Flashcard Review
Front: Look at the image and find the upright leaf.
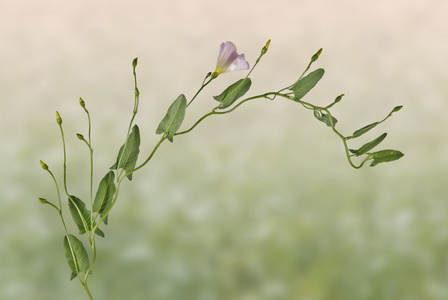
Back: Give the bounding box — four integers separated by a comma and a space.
290, 68, 325, 101
68, 195, 104, 236
68, 195, 91, 235
63, 234, 90, 280
92, 171, 116, 222
213, 78, 252, 109
110, 125, 140, 180
156, 94, 187, 142
349, 133, 387, 156
369, 149, 404, 166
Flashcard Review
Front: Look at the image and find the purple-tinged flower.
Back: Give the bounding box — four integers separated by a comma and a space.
212, 42, 250, 78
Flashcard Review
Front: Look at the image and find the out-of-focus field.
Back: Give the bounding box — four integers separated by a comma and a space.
1, 0, 447, 299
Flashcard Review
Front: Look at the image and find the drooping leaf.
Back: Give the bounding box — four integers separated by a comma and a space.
349, 133, 387, 156
313, 110, 338, 127
63, 234, 90, 280
290, 68, 325, 101
369, 149, 404, 166
68, 195, 91, 235
92, 171, 116, 222
349, 122, 379, 139
213, 78, 252, 109
110, 125, 140, 180
156, 94, 186, 142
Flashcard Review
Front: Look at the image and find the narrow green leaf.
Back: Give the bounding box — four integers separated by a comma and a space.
68, 195, 91, 235
350, 122, 379, 139
290, 68, 325, 101
156, 94, 187, 142
63, 234, 90, 280
110, 125, 141, 180
349, 133, 387, 156
369, 149, 404, 166
313, 110, 338, 127
213, 78, 252, 109
92, 171, 116, 220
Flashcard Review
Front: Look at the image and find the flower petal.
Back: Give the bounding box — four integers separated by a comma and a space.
217, 42, 238, 65
225, 54, 250, 73
214, 41, 249, 76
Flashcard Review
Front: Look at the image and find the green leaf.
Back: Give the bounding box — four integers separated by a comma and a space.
369, 149, 404, 167
63, 234, 90, 280
68, 195, 91, 235
156, 94, 187, 142
213, 78, 252, 109
68, 195, 104, 237
92, 171, 116, 222
313, 110, 338, 127
110, 125, 141, 180
349, 133, 387, 156
290, 68, 325, 101
350, 122, 379, 139
95, 227, 105, 237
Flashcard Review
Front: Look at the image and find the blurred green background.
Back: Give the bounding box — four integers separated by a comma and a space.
1, 0, 447, 299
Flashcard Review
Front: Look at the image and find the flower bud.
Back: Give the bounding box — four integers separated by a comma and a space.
132, 57, 138, 68
334, 94, 344, 103
39, 197, 48, 204
56, 111, 62, 125
76, 133, 84, 140
79, 97, 85, 108
261, 39, 271, 55
40, 160, 49, 170
311, 48, 323, 62
311, 48, 322, 62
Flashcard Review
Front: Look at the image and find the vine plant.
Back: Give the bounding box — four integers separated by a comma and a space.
38, 40, 404, 299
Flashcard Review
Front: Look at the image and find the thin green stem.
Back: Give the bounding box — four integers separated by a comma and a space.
187, 73, 213, 107
43, 167, 83, 294
128, 134, 166, 178
58, 124, 70, 197
117, 59, 141, 181
58, 123, 93, 243
267, 93, 363, 168
82, 281, 94, 300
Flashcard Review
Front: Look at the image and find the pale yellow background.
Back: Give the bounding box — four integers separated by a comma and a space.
1, 0, 447, 299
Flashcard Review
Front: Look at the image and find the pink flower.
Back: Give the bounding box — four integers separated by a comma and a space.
212, 42, 250, 78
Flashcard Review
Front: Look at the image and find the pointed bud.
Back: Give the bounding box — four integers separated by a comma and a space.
392, 105, 403, 113
39, 197, 48, 204
132, 57, 138, 68
311, 48, 323, 62
56, 111, 62, 125
79, 97, 85, 108
40, 160, 49, 170
334, 94, 344, 103
76, 133, 84, 140
261, 39, 271, 55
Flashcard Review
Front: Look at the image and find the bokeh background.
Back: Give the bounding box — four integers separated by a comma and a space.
1, 0, 447, 299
